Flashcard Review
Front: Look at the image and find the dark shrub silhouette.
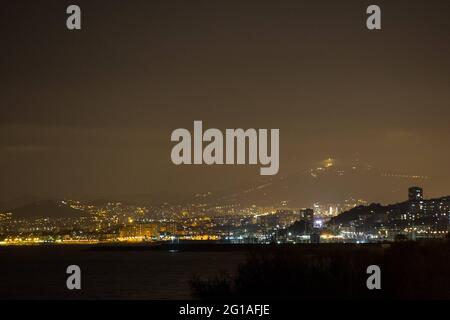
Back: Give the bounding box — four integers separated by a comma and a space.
191, 242, 450, 299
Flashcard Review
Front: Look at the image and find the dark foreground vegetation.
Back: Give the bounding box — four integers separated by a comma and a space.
190, 240, 450, 300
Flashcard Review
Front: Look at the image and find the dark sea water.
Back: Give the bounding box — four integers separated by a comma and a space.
0, 246, 246, 299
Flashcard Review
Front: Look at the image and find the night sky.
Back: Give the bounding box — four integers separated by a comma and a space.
1, 0, 449, 204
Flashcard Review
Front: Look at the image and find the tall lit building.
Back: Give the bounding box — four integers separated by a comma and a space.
408, 187, 423, 201
299, 208, 314, 235
408, 187, 425, 219
300, 208, 314, 222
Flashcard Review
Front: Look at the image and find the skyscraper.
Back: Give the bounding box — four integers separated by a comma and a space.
408, 187, 423, 202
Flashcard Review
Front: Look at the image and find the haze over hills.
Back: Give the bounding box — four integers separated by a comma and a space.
5, 200, 86, 219
0, 158, 441, 213
76, 157, 437, 208
0, 195, 43, 213
170, 157, 436, 207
